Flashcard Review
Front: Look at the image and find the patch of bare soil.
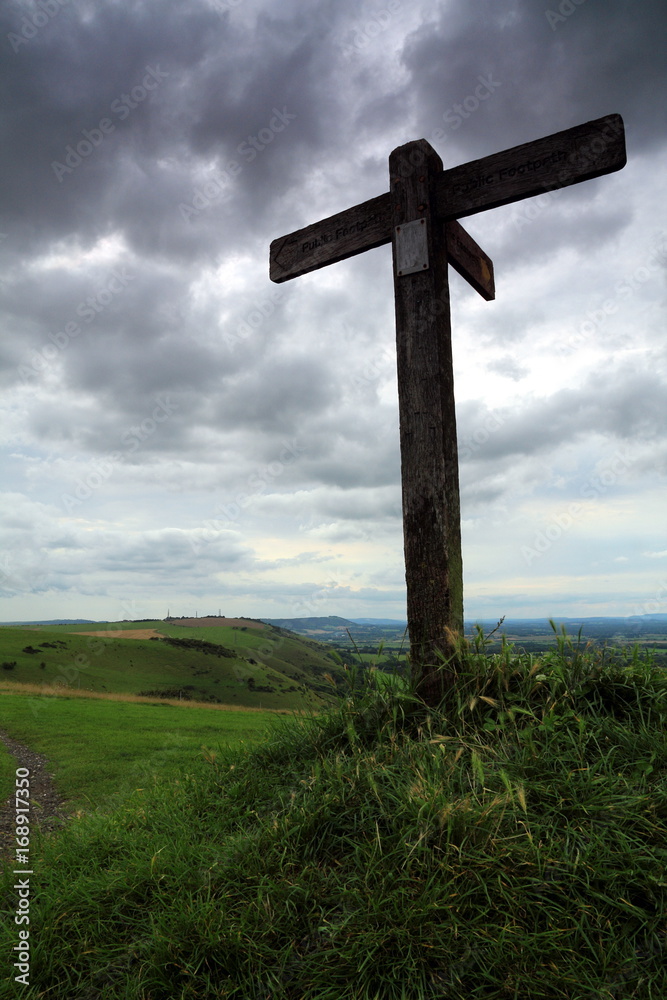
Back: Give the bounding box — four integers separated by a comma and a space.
0, 731, 70, 861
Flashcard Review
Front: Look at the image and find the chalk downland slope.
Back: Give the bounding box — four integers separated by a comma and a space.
0, 619, 343, 711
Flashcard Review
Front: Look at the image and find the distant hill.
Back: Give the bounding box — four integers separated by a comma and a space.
260, 617, 409, 645
350, 618, 408, 626
0, 619, 100, 626
0, 620, 345, 710
257, 615, 667, 665
261, 616, 356, 631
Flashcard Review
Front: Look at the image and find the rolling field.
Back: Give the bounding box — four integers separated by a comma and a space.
0, 618, 340, 844
0, 619, 338, 843
0, 687, 281, 817
0, 619, 342, 711
1, 637, 666, 998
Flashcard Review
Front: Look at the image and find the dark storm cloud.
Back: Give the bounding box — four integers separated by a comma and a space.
0, 0, 390, 477
0, 0, 363, 264
1, 1, 206, 250
401, 0, 667, 159
211, 354, 337, 434
377, 1, 667, 299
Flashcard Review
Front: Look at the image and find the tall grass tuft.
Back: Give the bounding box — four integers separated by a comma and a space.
2, 630, 666, 998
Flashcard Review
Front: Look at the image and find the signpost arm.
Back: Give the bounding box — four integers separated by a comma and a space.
389, 139, 463, 706
269, 115, 626, 709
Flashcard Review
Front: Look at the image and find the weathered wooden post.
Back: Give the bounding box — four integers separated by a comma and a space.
270, 114, 626, 706
389, 139, 463, 702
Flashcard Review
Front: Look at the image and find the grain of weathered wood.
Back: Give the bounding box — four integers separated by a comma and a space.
269, 192, 391, 282
446, 220, 495, 301
390, 139, 463, 703
436, 113, 626, 220
270, 195, 494, 296
270, 115, 625, 283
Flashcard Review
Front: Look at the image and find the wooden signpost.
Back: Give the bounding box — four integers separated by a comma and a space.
270, 114, 626, 706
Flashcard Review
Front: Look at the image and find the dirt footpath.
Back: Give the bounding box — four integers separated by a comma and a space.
0, 731, 70, 861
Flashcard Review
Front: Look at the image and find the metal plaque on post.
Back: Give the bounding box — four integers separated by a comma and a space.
395, 217, 429, 276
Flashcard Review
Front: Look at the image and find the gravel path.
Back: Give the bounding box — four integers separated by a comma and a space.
0, 730, 71, 860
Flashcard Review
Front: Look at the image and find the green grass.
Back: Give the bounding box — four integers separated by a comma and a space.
0, 622, 339, 711
0, 690, 276, 816
1, 627, 666, 998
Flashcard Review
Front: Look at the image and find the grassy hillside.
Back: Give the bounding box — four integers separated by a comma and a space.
2, 631, 666, 998
0, 620, 342, 711
0, 689, 278, 817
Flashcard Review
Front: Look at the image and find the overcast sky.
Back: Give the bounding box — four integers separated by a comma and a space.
1, 0, 666, 624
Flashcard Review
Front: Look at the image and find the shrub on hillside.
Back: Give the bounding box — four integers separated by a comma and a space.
138, 686, 195, 700
153, 636, 236, 657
